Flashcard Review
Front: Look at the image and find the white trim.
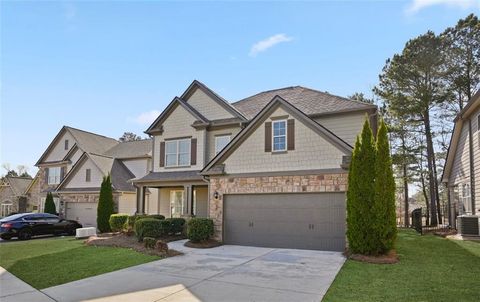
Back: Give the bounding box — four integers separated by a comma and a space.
272, 119, 287, 152
48, 167, 62, 185
215, 135, 231, 155
165, 139, 191, 167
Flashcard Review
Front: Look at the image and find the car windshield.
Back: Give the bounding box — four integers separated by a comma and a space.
0, 213, 27, 222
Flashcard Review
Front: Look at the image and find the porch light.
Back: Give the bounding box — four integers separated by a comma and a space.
213, 191, 220, 200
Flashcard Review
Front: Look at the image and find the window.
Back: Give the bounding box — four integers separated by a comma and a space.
165, 139, 191, 167
1, 203, 12, 217
170, 190, 184, 218
272, 120, 287, 152
85, 169, 91, 182
48, 167, 61, 185
215, 135, 231, 155
461, 183, 472, 214
64, 139, 69, 150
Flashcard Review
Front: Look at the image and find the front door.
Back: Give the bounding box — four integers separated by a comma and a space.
170, 190, 184, 217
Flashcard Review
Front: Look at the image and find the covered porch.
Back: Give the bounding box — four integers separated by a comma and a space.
132, 171, 209, 218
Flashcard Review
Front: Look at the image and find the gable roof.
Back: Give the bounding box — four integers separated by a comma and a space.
181, 80, 247, 121
201, 95, 353, 175
36, 126, 118, 165
232, 86, 376, 119
104, 139, 152, 159
442, 90, 480, 183
145, 97, 210, 134
3, 176, 33, 196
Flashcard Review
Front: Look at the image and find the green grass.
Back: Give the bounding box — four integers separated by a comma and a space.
0, 236, 158, 289
323, 229, 480, 302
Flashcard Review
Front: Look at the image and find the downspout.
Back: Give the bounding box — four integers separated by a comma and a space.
202, 175, 210, 218
468, 119, 476, 215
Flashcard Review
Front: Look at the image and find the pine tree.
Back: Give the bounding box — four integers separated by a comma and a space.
347, 117, 376, 255
97, 174, 114, 232
373, 120, 397, 253
44, 192, 56, 215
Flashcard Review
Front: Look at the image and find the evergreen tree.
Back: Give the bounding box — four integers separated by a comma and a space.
97, 174, 114, 232
44, 192, 56, 214
347, 117, 376, 255
373, 120, 397, 253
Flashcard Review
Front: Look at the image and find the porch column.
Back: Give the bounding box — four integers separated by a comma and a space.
184, 185, 192, 216
136, 186, 146, 214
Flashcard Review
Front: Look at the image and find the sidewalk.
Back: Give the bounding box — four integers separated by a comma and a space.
0, 267, 54, 302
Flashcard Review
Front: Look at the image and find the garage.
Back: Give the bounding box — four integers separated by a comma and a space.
223, 193, 346, 251
65, 202, 98, 228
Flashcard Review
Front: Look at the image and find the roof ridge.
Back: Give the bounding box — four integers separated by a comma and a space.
298, 86, 376, 107
117, 138, 152, 144
65, 126, 118, 141
232, 86, 301, 104
88, 152, 114, 159
5, 176, 33, 180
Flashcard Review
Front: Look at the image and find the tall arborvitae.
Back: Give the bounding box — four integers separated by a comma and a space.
374, 119, 397, 253
97, 174, 114, 232
347, 117, 376, 255
44, 192, 56, 215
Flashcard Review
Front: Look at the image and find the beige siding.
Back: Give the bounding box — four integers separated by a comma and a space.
64, 158, 104, 188
206, 126, 242, 162
449, 121, 471, 187
185, 88, 234, 120
153, 105, 206, 172
195, 186, 208, 217
314, 111, 366, 146
44, 131, 75, 162
122, 159, 149, 178
223, 107, 346, 174
67, 149, 83, 172
146, 188, 159, 214
472, 106, 480, 214
118, 193, 136, 215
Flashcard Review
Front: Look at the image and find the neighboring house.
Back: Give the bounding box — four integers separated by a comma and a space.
133, 80, 377, 251
442, 90, 480, 234
0, 176, 33, 217
34, 127, 156, 227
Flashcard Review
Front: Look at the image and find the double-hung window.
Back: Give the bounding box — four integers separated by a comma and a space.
215, 135, 231, 155
48, 167, 61, 185
462, 183, 472, 214
165, 139, 191, 167
272, 120, 287, 152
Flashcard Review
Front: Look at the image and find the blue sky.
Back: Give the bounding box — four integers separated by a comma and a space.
1, 0, 479, 175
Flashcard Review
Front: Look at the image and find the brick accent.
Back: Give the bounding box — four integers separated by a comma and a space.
209, 173, 348, 240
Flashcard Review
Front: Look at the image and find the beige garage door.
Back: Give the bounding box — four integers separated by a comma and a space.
66, 202, 98, 228
224, 193, 346, 251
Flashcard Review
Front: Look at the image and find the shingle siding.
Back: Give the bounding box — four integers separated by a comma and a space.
44, 132, 75, 162
206, 126, 242, 162
185, 88, 234, 120
65, 158, 104, 188
314, 111, 366, 146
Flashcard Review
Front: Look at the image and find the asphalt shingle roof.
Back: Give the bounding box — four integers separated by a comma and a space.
232, 86, 375, 119
66, 127, 119, 155
104, 139, 152, 159
5, 177, 33, 196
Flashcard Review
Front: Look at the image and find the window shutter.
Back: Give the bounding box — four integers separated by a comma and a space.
287, 119, 295, 150
45, 168, 49, 184
191, 138, 197, 165
160, 142, 165, 167
265, 122, 272, 152
60, 167, 66, 181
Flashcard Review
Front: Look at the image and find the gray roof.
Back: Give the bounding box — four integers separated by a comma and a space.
88, 154, 136, 192
104, 139, 152, 159
5, 177, 33, 196
232, 86, 376, 119
66, 127, 119, 155
134, 171, 203, 183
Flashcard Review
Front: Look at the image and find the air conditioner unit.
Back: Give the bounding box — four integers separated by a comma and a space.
76, 227, 97, 239
457, 215, 479, 236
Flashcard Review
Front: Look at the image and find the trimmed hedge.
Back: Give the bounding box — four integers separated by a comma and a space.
109, 214, 128, 232
167, 218, 186, 235
134, 218, 163, 241
149, 214, 165, 220
126, 214, 164, 231
187, 218, 214, 242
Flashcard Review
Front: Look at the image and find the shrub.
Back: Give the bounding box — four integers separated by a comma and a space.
97, 175, 114, 233
44, 192, 56, 215
126, 214, 148, 231
134, 218, 174, 241
187, 218, 214, 242
143, 237, 156, 249
109, 214, 128, 232
166, 218, 186, 235
148, 214, 165, 220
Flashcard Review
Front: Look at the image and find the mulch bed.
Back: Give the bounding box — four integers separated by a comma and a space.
432, 229, 458, 237
184, 239, 222, 249
84, 233, 183, 257
346, 249, 399, 264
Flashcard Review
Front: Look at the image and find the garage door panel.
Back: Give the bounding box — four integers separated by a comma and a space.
66, 202, 98, 228
224, 193, 345, 251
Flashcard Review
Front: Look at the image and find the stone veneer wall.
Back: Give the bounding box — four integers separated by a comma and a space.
209, 173, 348, 240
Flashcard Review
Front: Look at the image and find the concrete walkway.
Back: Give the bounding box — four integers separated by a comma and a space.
42, 240, 345, 302
0, 267, 54, 302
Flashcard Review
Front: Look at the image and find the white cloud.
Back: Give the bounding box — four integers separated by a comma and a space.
405, 0, 480, 15
63, 2, 77, 20
249, 34, 293, 57
128, 110, 161, 125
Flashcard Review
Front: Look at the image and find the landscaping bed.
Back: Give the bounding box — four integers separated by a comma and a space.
184, 239, 222, 249
323, 229, 480, 302
85, 233, 183, 257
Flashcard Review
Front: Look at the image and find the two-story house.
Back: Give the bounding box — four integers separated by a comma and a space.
32, 126, 157, 227
133, 80, 377, 251
442, 90, 480, 236
0, 176, 33, 217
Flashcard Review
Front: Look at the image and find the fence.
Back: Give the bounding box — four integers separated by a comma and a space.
410, 207, 453, 235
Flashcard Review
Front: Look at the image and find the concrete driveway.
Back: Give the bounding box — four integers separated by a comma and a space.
42, 240, 345, 302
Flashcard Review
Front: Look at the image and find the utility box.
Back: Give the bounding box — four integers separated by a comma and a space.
457, 216, 479, 236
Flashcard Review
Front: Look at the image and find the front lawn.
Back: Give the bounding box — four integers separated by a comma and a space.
323, 229, 480, 301
0, 236, 159, 289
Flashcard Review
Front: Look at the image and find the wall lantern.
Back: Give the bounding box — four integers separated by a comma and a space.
213, 191, 220, 200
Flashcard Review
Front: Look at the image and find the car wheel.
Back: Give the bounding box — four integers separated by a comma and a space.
18, 229, 32, 240
67, 228, 76, 236
1, 235, 12, 240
